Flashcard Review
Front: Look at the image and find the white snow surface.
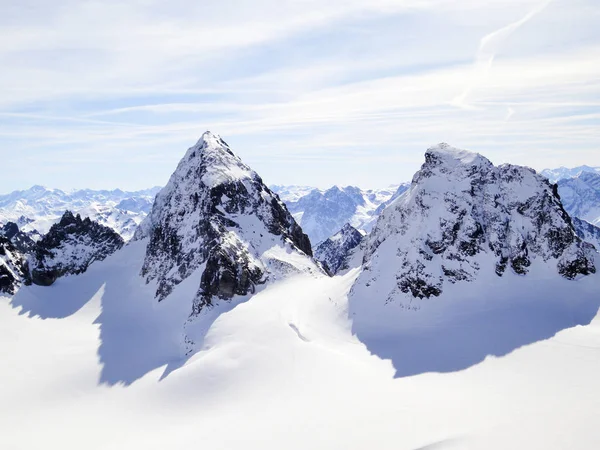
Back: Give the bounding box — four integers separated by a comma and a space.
2, 239, 600, 449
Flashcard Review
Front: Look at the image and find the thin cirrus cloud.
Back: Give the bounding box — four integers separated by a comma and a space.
0, 0, 599, 192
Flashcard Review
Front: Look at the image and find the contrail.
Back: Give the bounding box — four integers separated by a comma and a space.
452, 0, 552, 109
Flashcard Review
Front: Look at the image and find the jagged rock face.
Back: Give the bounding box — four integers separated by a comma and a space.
0, 237, 29, 295
557, 172, 600, 227
314, 223, 364, 274
278, 184, 401, 246
573, 217, 600, 252
136, 132, 315, 312
358, 144, 596, 302
0, 222, 36, 254
30, 211, 124, 286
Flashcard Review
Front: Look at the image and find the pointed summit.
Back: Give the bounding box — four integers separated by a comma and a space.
314, 223, 364, 274
137, 133, 317, 313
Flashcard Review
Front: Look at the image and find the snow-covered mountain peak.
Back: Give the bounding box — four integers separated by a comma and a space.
138, 133, 318, 314
314, 223, 365, 274
419, 143, 492, 179
360, 144, 596, 302
30, 211, 124, 286
181, 130, 254, 188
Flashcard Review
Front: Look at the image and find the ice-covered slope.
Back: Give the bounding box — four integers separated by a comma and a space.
557, 171, 600, 226
275, 184, 404, 245
541, 165, 600, 183
0, 185, 159, 240
136, 131, 318, 314
314, 223, 364, 274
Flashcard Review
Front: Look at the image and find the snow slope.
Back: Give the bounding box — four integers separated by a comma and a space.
2, 255, 600, 449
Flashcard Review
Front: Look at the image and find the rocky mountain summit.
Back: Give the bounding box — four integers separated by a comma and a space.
136, 131, 318, 314
314, 223, 364, 274
353, 143, 596, 303
30, 211, 124, 286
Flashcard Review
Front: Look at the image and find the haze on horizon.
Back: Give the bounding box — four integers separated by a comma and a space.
1, 0, 599, 193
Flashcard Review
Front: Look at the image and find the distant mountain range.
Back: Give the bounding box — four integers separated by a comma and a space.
271, 183, 409, 245
540, 165, 600, 183
1, 162, 599, 250
0, 186, 160, 241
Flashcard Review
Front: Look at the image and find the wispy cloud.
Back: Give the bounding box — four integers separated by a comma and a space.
0, 0, 598, 191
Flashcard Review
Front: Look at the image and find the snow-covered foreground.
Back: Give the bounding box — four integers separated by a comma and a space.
2, 244, 600, 449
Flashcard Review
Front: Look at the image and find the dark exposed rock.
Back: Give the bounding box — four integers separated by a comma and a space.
136, 131, 317, 313
0, 222, 36, 254
0, 236, 30, 295
314, 223, 364, 274
362, 143, 596, 301
29, 210, 124, 286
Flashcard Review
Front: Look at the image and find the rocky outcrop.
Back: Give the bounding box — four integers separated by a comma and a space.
30, 211, 124, 286
0, 222, 36, 254
573, 217, 600, 252
356, 143, 596, 303
0, 236, 29, 295
314, 223, 364, 274
136, 131, 318, 314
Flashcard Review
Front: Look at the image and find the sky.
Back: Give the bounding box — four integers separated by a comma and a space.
1, 0, 599, 193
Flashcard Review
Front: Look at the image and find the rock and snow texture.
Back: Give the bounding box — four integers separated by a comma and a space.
352, 143, 596, 305
136, 131, 318, 313
273, 184, 405, 245
0, 236, 29, 294
314, 223, 364, 274
573, 217, 600, 252
0, 222, 36, 254
30, 211, 124, 286
541, 165, 600, 183
556, 171, 600, 227
0, 185, 159, 240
